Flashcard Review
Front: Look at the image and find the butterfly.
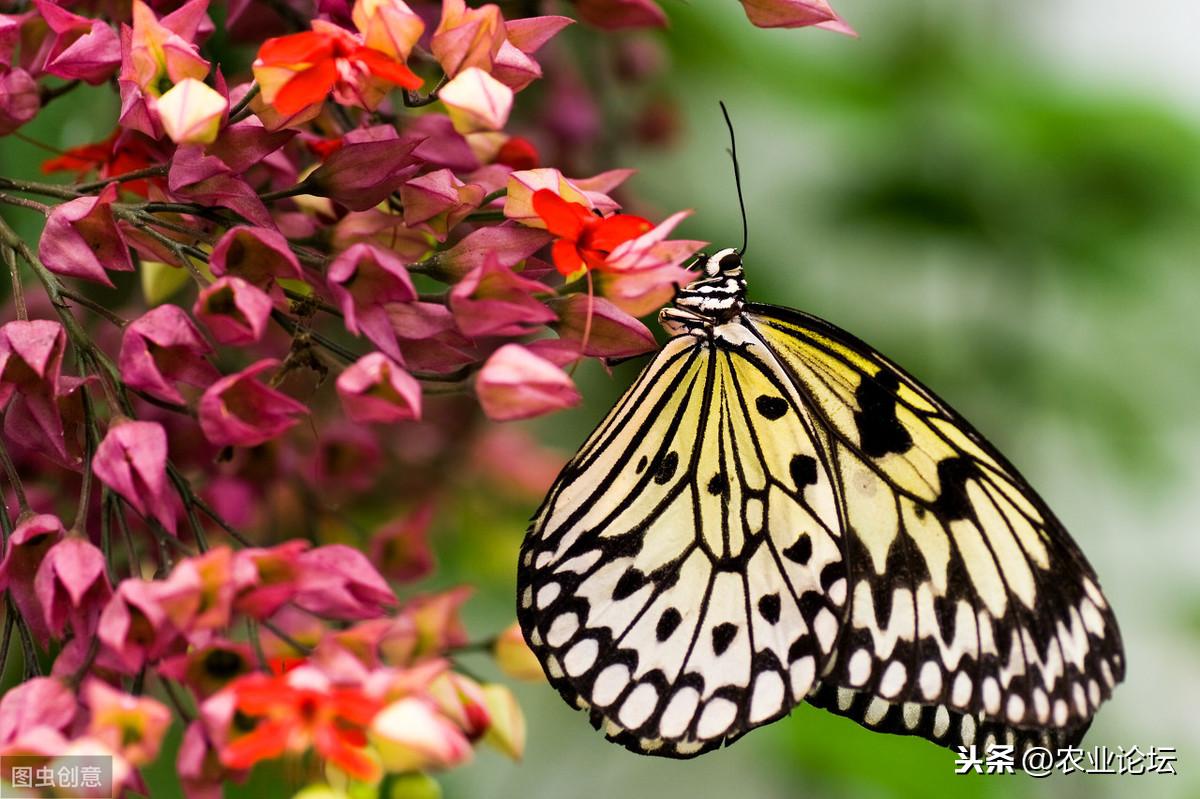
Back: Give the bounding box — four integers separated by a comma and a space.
516, 245, 1124, 759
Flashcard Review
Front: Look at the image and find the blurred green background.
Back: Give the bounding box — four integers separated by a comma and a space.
3, 1, 1198, 797
444, 3, 1200, 799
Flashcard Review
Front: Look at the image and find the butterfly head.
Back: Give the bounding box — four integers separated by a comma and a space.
660, 247, 748, 333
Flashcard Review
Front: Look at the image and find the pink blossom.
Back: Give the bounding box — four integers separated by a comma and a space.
476, 344, 581, 421
118, 0, 212, 137
336, 352, 423, 424
353, 0, 426, 62
158, 640, 254, 699
399, 587, 472, 658
155, 547, 236, 634
193, 277, 273, 346
449, 258, 556, 339
408, 113, 481, 171
440, 67, 514, 133
198, 359, 307, 447
369, 501, 435, 582
0, 68, 39, 135
503, 167, 628, 226
427, 671, 491, 739
38, 184, 133, 286
0, 677, 77, 743
401, 169, 485, 241
0, 319, 66, 428
209, 225, 302, 289
85, 678, 172, 766
548, 294, 657, 358
206, 120, 296, 175
93, 419, 177, 534
436, 224, 552, 281
386, 302, 476, 374
431, 0, 506, 77
33, 0, 121, 84
739, 0, 856, 34
118, 305, 218, 405
3, 374, 94, 469
98, 578, 174, 674
232, 540, 308, 620
575, 0, 667, 31
0, 514, 66, 645
491, 15, 574, 92
307, 135, 423, 211
481, 683, 525, 759
307, 422, 383, 495
327, 243, 416, 361
35, 534, 113, 640
168, 146, 274, 229
294, 544, 397, 620
157, 77, 228, 144
370, 697, 472, 772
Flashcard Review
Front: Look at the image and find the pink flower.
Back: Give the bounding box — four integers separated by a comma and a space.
0, 68, 40, 135
307, 135, 423, 211
435, 224, 552, 281
98, 579, 173, 674
439, 67, 514, 133
85, 679, 172, 766
155, 547, 236, 634
491, 622, 544, 681
503, 167, 629, 227
33, 0, 121, 84
574, 0, 667, 31
118, 0, 211, 137
370, 697, 472, 772
386, 302, 476, 374
0, 678, 77, 743
327, 243, 416, 362
449, 258, 556, 339
548, 294, 657, 358
431, 0, 506, 77
369, 502, 435, 582
209, 225, 302, 289
232, 540, 308, 620
198, 359, 307, 447
353, 0, 426, 63
157, 77, 228, 144
193, 277, 273, 346
35, 535, 113, 640
336, 353, 422, 424
739, 0, 856, 34
476, 344, 581, 421
491, 16, 574, 92
93, 419, 177, 534
427, 671, 491, 739
401, 169, 485, 241
168, 146, 274, 229
158, 640, 254, 699
294, 544, 397, 620
480, 683, 525, 759
119, 305, 218, 404
0, 514, 66, 646
0, 320, 66, 448
38, 185, 133, 286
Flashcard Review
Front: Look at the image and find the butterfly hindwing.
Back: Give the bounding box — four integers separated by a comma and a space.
744, 304, 1124, 744
518, 328, 846, 757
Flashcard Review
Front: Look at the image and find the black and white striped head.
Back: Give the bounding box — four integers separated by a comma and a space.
662, 247, 748, 331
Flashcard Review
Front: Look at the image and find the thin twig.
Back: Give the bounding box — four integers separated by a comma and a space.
59, 288, 127, 327
70, 384, 96, 534
76, 165, 168, 193
0, 421, 29, 517
261, 618, 313, 656
228, 84, 261, 123
1, 245, 23, 321
0, 192, 52, 214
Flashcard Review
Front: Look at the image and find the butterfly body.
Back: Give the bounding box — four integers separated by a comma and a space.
518, 249, 1123, 759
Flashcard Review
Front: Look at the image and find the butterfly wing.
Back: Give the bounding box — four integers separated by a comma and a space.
743, 302, 1124, 750
518, 327, 847, 757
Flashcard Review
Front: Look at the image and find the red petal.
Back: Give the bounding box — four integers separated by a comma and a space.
588, 214, 652, 252
496, 137, 539, 170
329, 689, 383, 726
551, 239, 585, 276
273, 60, 338, 114
258, 32, 336, 66
221, 719, 292, 769
355, 47, 424, 90
314, 725, 379, 781
533, 189, 589, 240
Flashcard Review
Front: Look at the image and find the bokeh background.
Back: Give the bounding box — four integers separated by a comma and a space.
3, 1, 1198, 797
447, 2, 1200, 798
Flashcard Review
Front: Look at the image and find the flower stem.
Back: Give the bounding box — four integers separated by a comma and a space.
2, 246, 25, 321
0, 424, 30, 518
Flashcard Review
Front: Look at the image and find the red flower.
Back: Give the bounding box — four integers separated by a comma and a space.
222, 672, 383, 781
254, 23, 422, 115
40, 132, 161, 197
531, 189, 651, 276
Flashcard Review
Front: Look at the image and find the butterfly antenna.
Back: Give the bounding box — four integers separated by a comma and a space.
719, 100, 748, 257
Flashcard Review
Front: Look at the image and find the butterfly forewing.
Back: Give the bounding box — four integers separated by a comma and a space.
518, 325, 847, 756
745, 304, 1124, 740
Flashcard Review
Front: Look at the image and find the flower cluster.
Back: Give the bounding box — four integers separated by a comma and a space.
0, 0, 847, 794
